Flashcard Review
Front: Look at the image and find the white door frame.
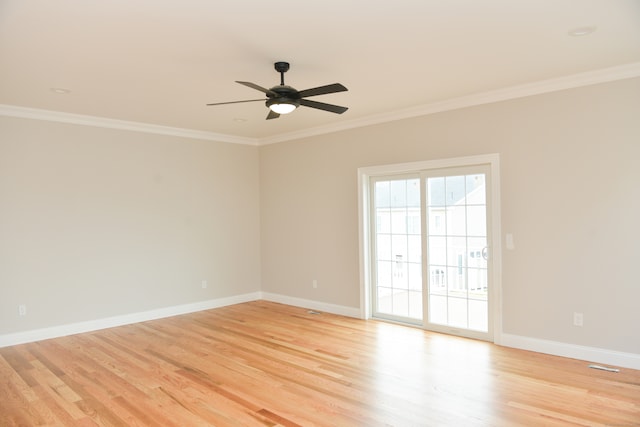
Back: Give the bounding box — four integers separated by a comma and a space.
357, 154, 503, 343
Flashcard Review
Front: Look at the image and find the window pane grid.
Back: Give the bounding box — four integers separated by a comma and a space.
372, 172, 488, 331
373, 178, 421, 320
427, 173, 488, 332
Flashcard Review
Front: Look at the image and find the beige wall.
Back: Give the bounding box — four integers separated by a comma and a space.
0, 118, 261, 334
2, 77, 638, 356
260, 77, 640, 354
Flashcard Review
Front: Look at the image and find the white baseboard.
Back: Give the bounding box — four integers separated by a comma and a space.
499, 333, 640, 371
3, 294, 638, 372
0, 292, 261, 348
260, 292, 361, 318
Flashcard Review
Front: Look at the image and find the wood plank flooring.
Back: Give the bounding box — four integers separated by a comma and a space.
1, 301, 639, 426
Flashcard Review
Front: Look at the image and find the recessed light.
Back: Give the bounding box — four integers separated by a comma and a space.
50, 87, 71, 94
568, 26, 597, 37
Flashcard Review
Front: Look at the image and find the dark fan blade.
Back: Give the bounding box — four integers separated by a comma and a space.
206, 99, 265, 106
236, 81, 277, 97
299, 99, 348, 114
266, 110, 280, 120
298, 83, 348, 98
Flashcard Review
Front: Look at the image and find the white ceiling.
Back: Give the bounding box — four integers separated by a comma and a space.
1, 0, 639, 143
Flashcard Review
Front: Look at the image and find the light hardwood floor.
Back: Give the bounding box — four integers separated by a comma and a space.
1, 301, 639, 426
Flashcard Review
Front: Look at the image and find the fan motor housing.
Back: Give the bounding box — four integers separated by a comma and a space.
269, 85, 299, 99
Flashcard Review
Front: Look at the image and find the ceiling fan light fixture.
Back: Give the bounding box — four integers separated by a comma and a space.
207, 62, 348, 120
266, 98, 299, 115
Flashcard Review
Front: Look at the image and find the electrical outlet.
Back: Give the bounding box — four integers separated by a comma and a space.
312, 279, 318, 289
201, 280, 208, 289
18, 305, 26, 316
573, 312, 583, 327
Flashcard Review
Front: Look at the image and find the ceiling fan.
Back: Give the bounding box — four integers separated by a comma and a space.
206, 61, 348, 120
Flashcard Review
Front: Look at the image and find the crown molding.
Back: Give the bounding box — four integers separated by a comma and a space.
2, 62, 639, 146
259, 61, 640, 145
0, 105, 259, 146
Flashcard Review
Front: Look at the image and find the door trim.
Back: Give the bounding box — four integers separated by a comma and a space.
358, 154, 502, 343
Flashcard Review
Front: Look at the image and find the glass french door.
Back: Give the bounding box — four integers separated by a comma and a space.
371, 165, 492, 340
371, 176, 423, 324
